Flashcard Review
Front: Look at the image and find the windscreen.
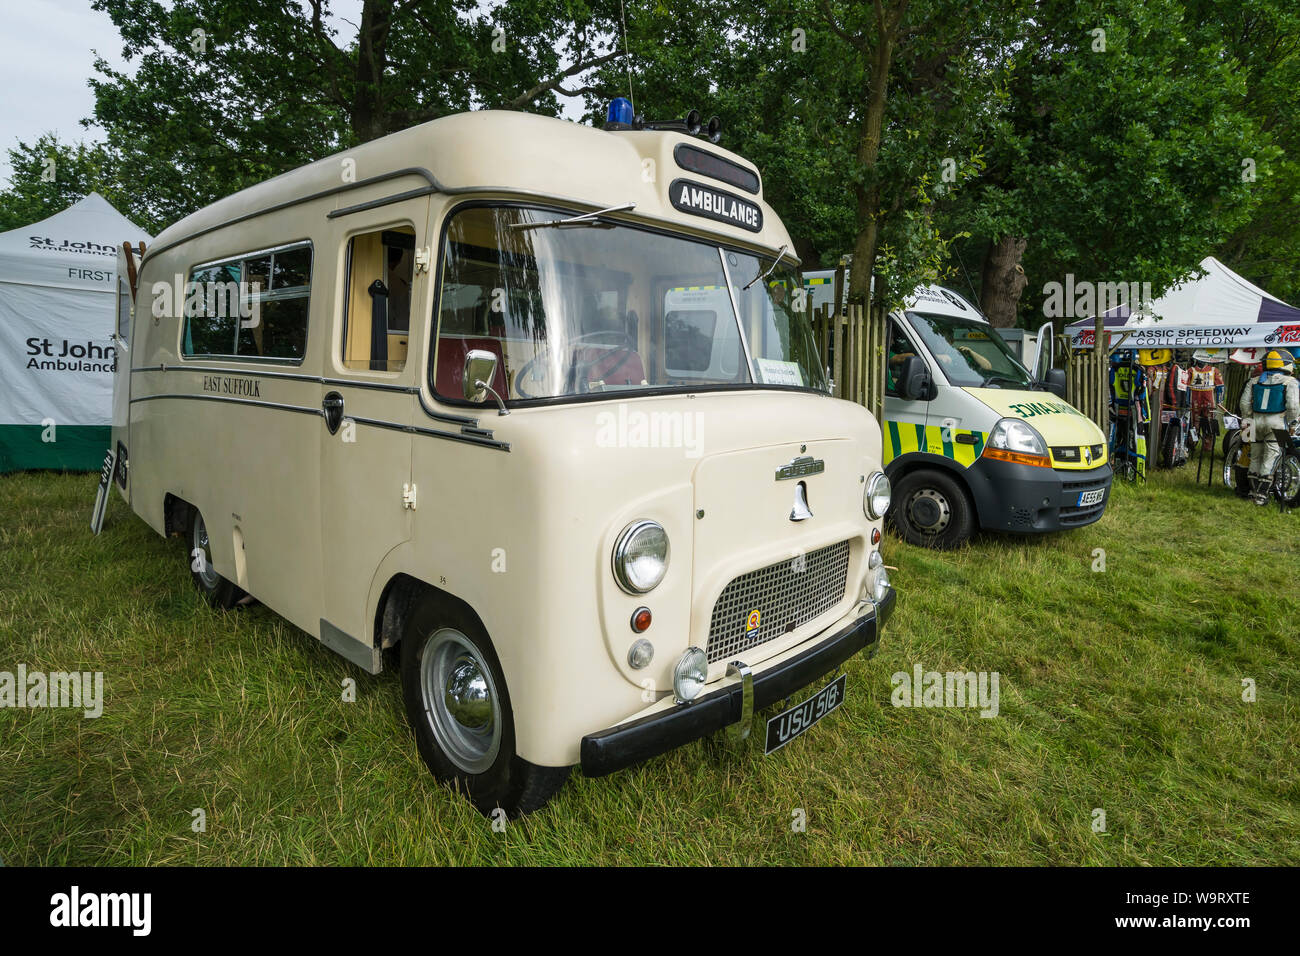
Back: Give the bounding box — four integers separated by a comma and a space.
905, 311, 1033, 388
432, 205, 826, 403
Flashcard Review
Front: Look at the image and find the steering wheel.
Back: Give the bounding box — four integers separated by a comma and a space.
514, 330, 639, 398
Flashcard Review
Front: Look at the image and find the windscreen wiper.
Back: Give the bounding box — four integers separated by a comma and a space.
510, 202, 636, 231
981, 373, 1024, 389
742, 245, 790, 290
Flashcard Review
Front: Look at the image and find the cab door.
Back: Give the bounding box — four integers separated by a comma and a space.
883, 315, 932, 465
317, 205, 427, 670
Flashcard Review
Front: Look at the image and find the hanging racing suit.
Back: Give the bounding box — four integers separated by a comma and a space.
1239, 369, 1300, 489
1110, 358, 1150, 478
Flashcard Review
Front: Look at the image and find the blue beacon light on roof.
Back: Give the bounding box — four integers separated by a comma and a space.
607, 98, 634, 127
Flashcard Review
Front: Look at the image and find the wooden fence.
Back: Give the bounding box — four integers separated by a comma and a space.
1064, 319, 1111, 437
811, 302, 889, 423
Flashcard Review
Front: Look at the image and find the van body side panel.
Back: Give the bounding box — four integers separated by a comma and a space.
314, 199, 427, 652
127, 205, 327, 638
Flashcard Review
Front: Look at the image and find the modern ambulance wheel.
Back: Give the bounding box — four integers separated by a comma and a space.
890, 469, 974, 550
400, 594, 569, 816
187, 508, 245, 610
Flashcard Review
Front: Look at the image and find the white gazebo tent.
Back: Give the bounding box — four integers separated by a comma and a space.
1066, 256, 1300, 353
0, 193, 150, 471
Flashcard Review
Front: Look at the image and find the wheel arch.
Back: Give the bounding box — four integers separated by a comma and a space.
372, 573, 489, 653
885, 452, 978, 506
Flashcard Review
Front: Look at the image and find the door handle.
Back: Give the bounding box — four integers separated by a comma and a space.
323, 391, 344, 435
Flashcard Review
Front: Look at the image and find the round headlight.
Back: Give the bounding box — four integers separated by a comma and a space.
864, 471, 891, 519
612, 520, 669, 594
873, 565, 891, 603
673, 646, 708, 703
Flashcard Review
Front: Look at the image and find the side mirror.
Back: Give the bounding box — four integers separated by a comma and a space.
900, 355, 933, 402
463, 349, 509, 415
1044, 367, 1067, 399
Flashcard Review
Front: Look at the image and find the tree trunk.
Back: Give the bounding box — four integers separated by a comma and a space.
846, 22, 897, 308
980, 235, 1028, 327
351, 0, 393, 142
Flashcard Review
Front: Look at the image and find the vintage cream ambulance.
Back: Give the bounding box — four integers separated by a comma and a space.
111, 106, 896, 815
805, 275, 1112, 548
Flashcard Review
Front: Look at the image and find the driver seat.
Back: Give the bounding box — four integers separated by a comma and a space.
575, 298, 646, 387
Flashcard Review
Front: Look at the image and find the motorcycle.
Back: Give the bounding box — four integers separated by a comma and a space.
1224, 416, 1300, 507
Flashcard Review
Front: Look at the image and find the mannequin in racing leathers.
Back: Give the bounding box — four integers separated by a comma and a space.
1239, 349, 1300, 504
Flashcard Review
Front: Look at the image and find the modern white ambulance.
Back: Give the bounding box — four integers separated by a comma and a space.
109, 105, 897, 815
805, 274, 1112, 548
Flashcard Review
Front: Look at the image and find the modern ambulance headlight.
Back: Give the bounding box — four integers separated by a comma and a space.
612, 520, 670, 594
864, 472, 891, 519
673, 647, 708, 703
987, 418, 1048, 457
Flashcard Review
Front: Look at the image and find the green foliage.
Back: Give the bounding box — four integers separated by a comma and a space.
0, 0, 1294, 318
0, 136, 131, 232
944, 0, 1266, 323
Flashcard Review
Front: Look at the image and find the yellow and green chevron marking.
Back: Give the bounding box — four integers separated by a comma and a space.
884, 420, 986, 467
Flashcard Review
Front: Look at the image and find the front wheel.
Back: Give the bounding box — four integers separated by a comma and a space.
400, 593, 569, 816
889, 468, 975, 550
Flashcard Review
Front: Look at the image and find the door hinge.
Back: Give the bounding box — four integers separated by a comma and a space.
402, 483, 417, 509
414, 247, 431, 274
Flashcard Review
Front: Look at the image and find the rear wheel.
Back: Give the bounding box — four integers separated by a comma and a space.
1273, 453, 1300, 507
889, 468, 975, 550
187, 507, 245, 610
400, 592, 569, 816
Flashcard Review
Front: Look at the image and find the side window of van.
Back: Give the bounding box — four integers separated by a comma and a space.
342, 228, 415, 372
885, 318, 921, 396
181, 243, 311, 362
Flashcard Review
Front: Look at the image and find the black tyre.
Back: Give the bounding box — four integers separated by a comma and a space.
400, 592, 570, 816
187, 507, 245, 610
1274, 453, 1300, 508
889, 468, 975, 550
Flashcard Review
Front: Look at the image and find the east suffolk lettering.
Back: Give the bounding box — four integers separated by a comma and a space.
202, 375, 261, 397
669, 179, 763, 232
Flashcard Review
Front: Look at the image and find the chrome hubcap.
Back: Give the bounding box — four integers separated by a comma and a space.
193, 515, 219, 589
420, 628, 501, 774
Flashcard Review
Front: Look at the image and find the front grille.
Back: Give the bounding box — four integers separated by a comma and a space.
705, 540, 851, 665
1053, 444, 1107, 467
1059, 501, 1106, 525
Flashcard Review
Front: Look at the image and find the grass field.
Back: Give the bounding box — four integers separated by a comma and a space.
1, 466, 1297, 866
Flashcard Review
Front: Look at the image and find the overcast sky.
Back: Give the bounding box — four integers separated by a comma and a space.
0, 0, 587, 187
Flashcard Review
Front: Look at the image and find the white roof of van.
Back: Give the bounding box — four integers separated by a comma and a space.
903, 284, 985, 321
147, 110, 795, 266
801, 271, 985, 321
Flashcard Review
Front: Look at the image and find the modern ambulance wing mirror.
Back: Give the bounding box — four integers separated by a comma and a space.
900, 355, 934, 402
463, 349, 509, 415
1044, 367, 1067, 399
